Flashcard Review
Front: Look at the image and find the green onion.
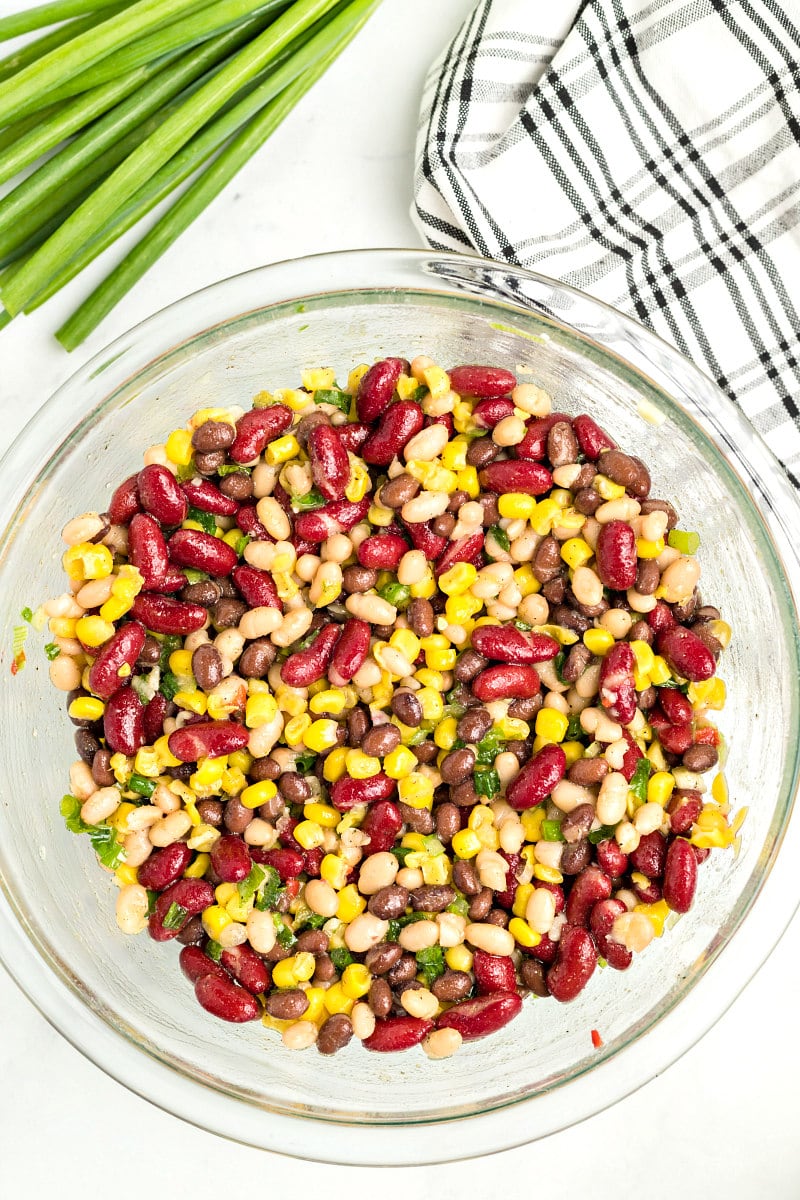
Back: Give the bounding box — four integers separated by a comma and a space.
218, 463, 250, 476
44, 642, 61, 660
487, 524, 510, 554
128, 773, 157, 798
0, 0, 124, 42
378, 582, 411, 610
159, 670, 181, 701
628, 757, 652, 804
292, 488, 326, 510
667, 529, 700, 555
587, 824, 618, 845
205, 939, 224, 961
162, 901, 188, 930
273, 913, 296, 950
474, 767, 500, 799
253, 864, 282, 909
237, 862, 267, 904
186, 505, 217, 534
541, 819, 565, 842
313, 387, 349, 413
415, 945, 445, 988
329, 947, 353, 972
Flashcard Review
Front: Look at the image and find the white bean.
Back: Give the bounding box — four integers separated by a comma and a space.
398, 919, 439, 951
403, 423, 449, 462
596, 772, 629, 825
400, 491, 450, 523
115, 884, 149, 934
256, 496, 290, 540
464, 922, 514, 956
246, 907, 277, 954
344, 913, 389, 952
80, 786, 120, 825
357, 852, 399, 895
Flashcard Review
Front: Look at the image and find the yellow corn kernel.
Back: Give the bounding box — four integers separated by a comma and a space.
302, 367, 336, 391
521, 807, 546, 842
428, 648, 457, 671
370, 679, 394, 709
583, 628, 615, 656
398, 773, 434, 810
512, 882, 535, 919
215, 883, 238, 907
395, 373, 420, 400
433, 717, 458, 751
107, 802, 135, 834
628, 640, 654, 678
292, 953, 317, 983
445, 945, 473, 972
711, 773, 728, 806
320, 854, 348, 890
174, 690, 207, 716
438, 562, 478, 596
451, 829, 481, 858
688, 677, 727, 710
301, 986, 326, 1025
180, 852, 208, 880
225, 891, 254, 922
530, 498, 562, 536
74, 615, 115, 649
109, 753, 132, 784
534, 708, 569, 744
645, 741, 668, 772
467, 805, 494, 833
367, 502, 394, 527
383, 745, 417, 779
345, 749, 381, 779
301, 802, 337, 829
457, 464, 480, 498
245, 693, 278, 728
513, 563, 540, 598
390, 628, 421, 663
191, 406, 234, 428
114, 863, 138, 887
181, 521, 208, 534
341, 963, 371, 1000
509, 917, 542, 948
416, 687, 443, 723
336, 884, 366, 923
202, 905, 232, 941
533, 864, 563, 884
274, 687, 307, 719
499, 714, 531, 739
452, 400, 474, 434
218, 765, 245, 796
593, 474, 625, 500
192, 757, 227, 787
647, 771, 675, 807
414, 668, 444, 691
264, 434, 299, 466
63, 542, 114, 581
181, 799, 201, 828
165, 429, 193, 466
707, 619, 732, 649
48, 616, 78, 638
240, 779, 278, 809
284, 713, 312, 747
498, 493, 536, 520
402, 832, 427, 851
409, 570, 436, 600
535, 623, 579, 646
344, 456, 369, 503
559, 740, 583, 768
166, 649, 192, 677
272, 958, 299, 990
68, 695, 106, 722
292, 820, 323, 850
560, 537, 593, 570
423, 364, 450, 397
345, 363, 369, 395
445, 594, 483, 626
634, 898, 672, 937
323, 983, 355, 1016
224, 751, 250, 777
150, 736, 179, 771
421, 854, 452, 886
316, 745, 345, 784
441, 438, 468, 470
644, 655, 669, 686
637, 537, 665, 560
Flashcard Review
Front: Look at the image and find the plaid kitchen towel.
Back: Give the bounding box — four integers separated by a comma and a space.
413, 0, 800, 485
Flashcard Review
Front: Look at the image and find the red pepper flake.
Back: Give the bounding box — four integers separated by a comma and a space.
591, 1029, 603, 1049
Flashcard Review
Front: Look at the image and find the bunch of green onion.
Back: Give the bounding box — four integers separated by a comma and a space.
0, 0, 380, 349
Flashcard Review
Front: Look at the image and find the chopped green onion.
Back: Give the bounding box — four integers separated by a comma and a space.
292, 749, 317, 773
206, 939, 224, 962
514, 619, 532, 631
313, 387, 349, 413
415, 945, 445, 988
378, 582, 411, 610
474, 767, 500, 799
292, 488, 326, 510
272, 913, 296, 950
667, 529, 700, 555
218, 463, 251, 477
44, 641, 60, 660
159, 670, 181, 701
541, 819, 565, 842
186, 505, 217, 534
628, 757, 652, 804
182, 567, 209, 584
588, 824, 618, 845
253, 864, 282, 910
487, 524, 510, 554
162, 901, 188, 931
237, 862, 267, 904
20, 606, 33, 623
128, 773, 157, 798
329, 947, 353, 972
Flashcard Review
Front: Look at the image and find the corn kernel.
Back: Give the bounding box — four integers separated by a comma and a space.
49, 616, 78, 638
302, 987, 326, 1024
384, 745, 417, 779
368, 503, 394, 527
636, 537, 665, 559
153, 735, 181, 769
513, 882, 535, 918
416, 687, 443, 723
62, 542, 114, 581
345, 748, 381, 779
336, 883, 366, 923
202, 905, 233, 941
521, 807, 546, 842
165, 429, 193, 466
114, 864, 138, 887
107, 802, 135, 833
594, 474, 625, 500
561, 740, 584, 767
390, 628, 421, 663
647, 771, 675, 807
272, 958, 299, 990
583, 628, 615, 656
457, 464, 480, 498
240, 779, 278, 809
414, 668, 444, 690
398, 773, 434, 810
293, 819, 324, 850
320, 854, 348, 890
509, 917, 542, 948
302, 367, 336, 391
438, 562, 478, 596
560, 537, 593, 569
441, 437, 468, 470
513, 563, 540, 597
533, 864, 563, 884
174, 690, 207, 715
530, 498, 562, 536
323, 983, 355, 1016
244, 693, 278, 728
181, 851, 209, 879
451, 829, 481, 858
421, 855, 452, 886
68, 695, 105, 721
498, 493, 536, 520
409, 571, 436, 600
445, 945, 473, 972
434, 717, 458, 751
284, 713, 312, 747
423, 364, 450, 398
646, 655, 671, 686
534, 708, 569, 744
345, 457, 370, 502
265, 434, 300, 465
634, 898, 672, 937
74, 615, 115, 649
341, 963, 371, 1000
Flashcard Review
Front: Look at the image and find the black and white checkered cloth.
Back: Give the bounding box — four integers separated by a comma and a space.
413, 0, 800, 486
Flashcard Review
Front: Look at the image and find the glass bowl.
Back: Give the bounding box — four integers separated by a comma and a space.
1, 249, 799, 1166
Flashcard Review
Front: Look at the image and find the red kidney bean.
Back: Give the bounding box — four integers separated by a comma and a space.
479, 459, 553, 496
362, 401, 425, 466
181, 479, 239, 517
168, 529, 238, 578
168, 720, 250, 762
308, 424, 351, 501
229, 405, 292, 463
472, 396, 515, 428
507, 743, 567, 810
195, 973, 260, 1022
427, 412, 454, 437
128, 513, 169, 589
356, 357, 407, 424
657, 687, 693, 725
131, 593, 207, 635
470, 625, 559, 665
565, 866, 612, 927
143, 691, 169, 743
179, 945, 229, 985
88, 621, 146, 699
472, 664, 541, 702
448, 365, 517, 398
595, 839, 628, 878
237, 504, 272, 541
523, 932, 558, 964
632, 876, 662, 904
330, 772, 397, 813
294, 497, 370, 543
357, 534, 408, 570
546, 925, 598, 1002
619, 731, 643, 782
104, 687, 145, 755
400, 516, 448, 561
472, 950, 517, 995
143, 564, 187, 594
595, 520, 637, 590
693, 845, 711, 865
210, 835, 252, 883
330, 618, 371, 683
493, 850, 521, 910
108, 473, 141, 524
589, 898, 632, 970
280, 623, 341, 687
436, 991, 522, 1041
303, 846, 324, 877
230, 564, 281, 611
261, 847, 305, 880
667, 789, 703, 835
137, 464, 188, 526
572, 414, 615, 459
598, 641, 637, 725
658, 723, 694, 755
137, 842, 193, 891
363, 1016, 434, 1052
656, 626, 716, 682
647, 601, 676, 635
336, 422, 370, 453
148, 878, 215, 942
361, 800, 403, 853
220, 943, 270, 995
629, 831, 667, 878
434, 530, 485, 577
515, 413, 572, 461
663, 838, 698, 912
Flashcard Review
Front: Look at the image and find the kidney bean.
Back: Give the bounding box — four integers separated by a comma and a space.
616, 731, 642, 783
595, 520, 637, 591
507, 743, 567, 811
362, 1015, 433, 1053
433, 532, 484, 580
362, 401, 425, 466
128, 513, 169, 589
666, 789, 702, 836
472, 950, 517, 995
179, 945, 229, 985
448, 364, 516, 398
357, 534, 408, 570
168, 719, 250, 762
436, 991, 522, 1041
137, 842, 192, 891
565, 866, 613, 927
594, 839, 628, 878
228, 564, 280, 612
630, 830, 668, 879
210, 835, 252, 883
149, 878, 215, 942
229, 405, 292, 463
663, 838, 698, 913
656, 626, 716, 682
515, 412, 571, 461
140, 691, 167, 744
88, 621, 146, 699
236, 505, 271, 542
195, 973, 260, 1022
256, 849, 303, 884
280, 624, 341, 688
355, 357, 407, 424
658, 723, 694, 755
657, 687, 693, 725
523, 932, 558, 964
572, 414, 615, 459
103, 687, 144, 755
130, 593, 206, 636
472, 664, 541, 702
546, 925, 598, 1002
590, 898, 633, 970
479, 459, 553, 496
645, 603, 675, 638
357, 800, 402, 855
220, 943, 270, 995
146, 564, 189, 594
181, 478, 239, 517
598, 641, 637, 725
308, 423, 350, 501
471, 624, 559, 665
136, 464, 187, 526
329, 423, 367, 456
472, 396, 516, 428
166, 528, 237, 578
331, 772, 397, 813
294, 497, 370, 543
108, 473, 141, 524
400, 515, 447, 561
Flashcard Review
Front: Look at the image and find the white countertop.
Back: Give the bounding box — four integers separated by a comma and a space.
1, 2, 799, 1193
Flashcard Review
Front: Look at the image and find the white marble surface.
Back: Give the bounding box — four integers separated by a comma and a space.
1, 1, 799, 1193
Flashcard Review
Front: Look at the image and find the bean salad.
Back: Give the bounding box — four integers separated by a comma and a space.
47, 355, 739, 1058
